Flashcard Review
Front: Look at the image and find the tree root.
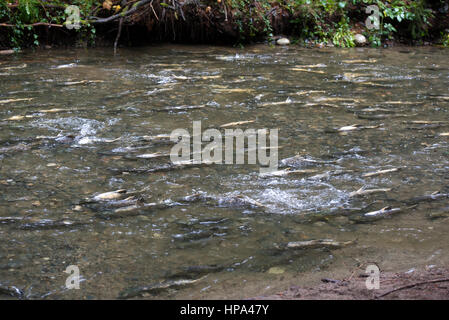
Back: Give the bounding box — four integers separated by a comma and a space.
377, 278, 449, 298
114, 17, 124, 54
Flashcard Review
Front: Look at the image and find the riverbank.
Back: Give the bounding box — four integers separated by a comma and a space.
250, 266, 449, 300
1, 1, 449, 50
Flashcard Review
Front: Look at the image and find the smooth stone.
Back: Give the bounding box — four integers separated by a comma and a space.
276, 38, 290, 46
354, 34, 367, 46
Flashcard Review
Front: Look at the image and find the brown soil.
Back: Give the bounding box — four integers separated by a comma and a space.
249, 267, 449, 300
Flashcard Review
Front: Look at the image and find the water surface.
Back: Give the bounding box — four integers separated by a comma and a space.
0, 45, 448, 299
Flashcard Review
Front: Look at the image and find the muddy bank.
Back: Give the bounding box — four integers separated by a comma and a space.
250, 266, 449, 300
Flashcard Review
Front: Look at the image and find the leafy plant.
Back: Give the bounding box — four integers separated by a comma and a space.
332, 16, 355, 47
442, 31, 449, 47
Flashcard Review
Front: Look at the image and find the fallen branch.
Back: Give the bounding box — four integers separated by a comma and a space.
90, 0, 154, 24
377, 278, 449, 298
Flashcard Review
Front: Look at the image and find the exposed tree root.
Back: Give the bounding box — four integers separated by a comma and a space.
114, 17, 124, 54
377, 278, 449, 298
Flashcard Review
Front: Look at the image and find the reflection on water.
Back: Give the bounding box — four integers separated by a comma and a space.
0, 45, 448, 299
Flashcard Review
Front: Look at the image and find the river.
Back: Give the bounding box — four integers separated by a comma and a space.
0, 44, 448, 299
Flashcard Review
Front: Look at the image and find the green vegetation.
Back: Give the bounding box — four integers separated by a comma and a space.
442, 31, 449, 46
0, 0, 448, 49
0, 0, 97, 49
284, 0, 438, 47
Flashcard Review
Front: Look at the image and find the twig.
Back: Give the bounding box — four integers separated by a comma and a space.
150, 1, 159, 21
114, 17, 124, 55
377, 278, 449, 298
223, 2, 228, 22
0, 22, 63, 28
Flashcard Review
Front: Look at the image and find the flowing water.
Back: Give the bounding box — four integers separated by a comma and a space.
0, 45, 448, 299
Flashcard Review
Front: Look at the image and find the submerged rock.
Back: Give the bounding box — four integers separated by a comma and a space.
0, 284, 24, 299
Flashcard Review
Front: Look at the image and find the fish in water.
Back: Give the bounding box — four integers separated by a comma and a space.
363, 168, 401, 178
342, 59, 377, 63
258, 97, 293, 107
5, 114, 38, 121
78, 137, 120, 145
167, 265, 225, 279
62, 80, 104, 86
359, 107, 394, 113
260, 168, 319, 177
286, 239, 354, 250
118, 277, 205, 299
363, 206, 401, 217
405, 191, 449, 205
0, 142, 40, 154
18, 218, 85, 230
0, 216, 24, 225
220, 120, 255, 128
279, 155, 337, 168
154, 105, 206, 112
294, 64, 327, 68
349, 187, 393, 197
0, 98, 33, 104
310, 169, 354, 180
427, 207, 449, 220
351, 205, 417, 223
296, 90, 326, 96
216, 195, 265, 209
113, 204, 141, 214
38, 108, 71, 113
135, 152, 170, 159
338, 124, 381, 132
93, 189, 127, 201
338, 124, 362, 132
290, 68, 325, 74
